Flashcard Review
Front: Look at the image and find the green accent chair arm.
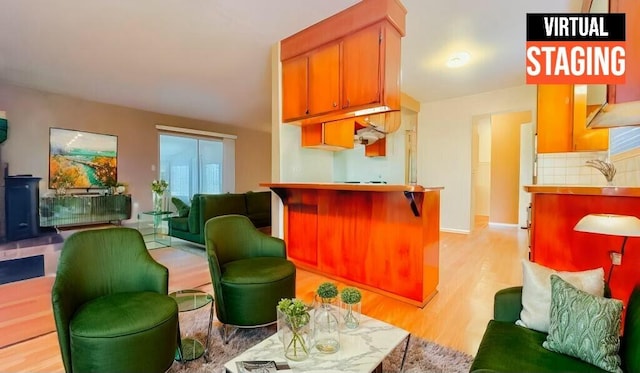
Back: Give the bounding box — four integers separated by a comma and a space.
493, 286, 523, 322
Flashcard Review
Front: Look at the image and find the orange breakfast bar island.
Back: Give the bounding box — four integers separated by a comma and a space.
261, 182, 442, 307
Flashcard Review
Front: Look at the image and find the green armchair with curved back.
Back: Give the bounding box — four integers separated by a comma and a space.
205, 214, 296, 342
52, 227, 179, 373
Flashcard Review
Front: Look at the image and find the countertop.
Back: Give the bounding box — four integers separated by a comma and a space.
524, 185, 640, 197
260, 182, 443, 192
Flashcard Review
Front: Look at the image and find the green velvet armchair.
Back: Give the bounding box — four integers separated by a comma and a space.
51, 227, 178, 373
205, 214, 296, 342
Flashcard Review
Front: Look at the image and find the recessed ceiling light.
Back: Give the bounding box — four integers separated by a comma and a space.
446, 52, 471, 68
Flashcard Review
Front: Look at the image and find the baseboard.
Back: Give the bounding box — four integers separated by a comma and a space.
488, 222, 519, 228
440, 228, 471, 234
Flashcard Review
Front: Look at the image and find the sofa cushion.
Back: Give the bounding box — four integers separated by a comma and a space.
471, 320, 610, 372
201, 194, 247, 219
169, 217, 189, 232
188, 194, 203, 234
245, 191, 271, 216
543, 275, 623, 373
70, 292, 177, 338
171, 197, 190, 218
221, 257, 295, 284
516, 260, 604, 333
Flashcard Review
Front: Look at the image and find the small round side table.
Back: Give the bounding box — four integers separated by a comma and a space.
170, 289, 214, 362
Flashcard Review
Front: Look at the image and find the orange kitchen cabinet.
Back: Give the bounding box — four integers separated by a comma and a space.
301, 119, 354, 151
282, 55, 308, 121
537, 84, 608, 153
573, 85, 609, 151
608, 0, 640, 104
282, 43, 340, 122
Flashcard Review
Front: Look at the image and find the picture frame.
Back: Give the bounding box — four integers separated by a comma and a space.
48, 128, 118, 190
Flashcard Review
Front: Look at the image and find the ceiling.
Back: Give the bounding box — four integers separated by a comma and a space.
0, 0, 583, 133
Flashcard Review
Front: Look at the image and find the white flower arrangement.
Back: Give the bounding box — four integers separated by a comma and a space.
151, 179, 169, 194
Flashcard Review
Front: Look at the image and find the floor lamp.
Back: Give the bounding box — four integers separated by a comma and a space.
574, 213, 640, 284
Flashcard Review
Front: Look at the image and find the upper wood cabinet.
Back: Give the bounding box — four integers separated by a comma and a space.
608, 0, 640, 104
342, 25, 382, 109
282, 56, 308, 121
280, 0, 406, 124
537, 84, 609, 153
537, 85, 572, 153
282, 22, 401, 123
282, 43, 340, 121
573, 85, 609, 151
309, 43, 341, 116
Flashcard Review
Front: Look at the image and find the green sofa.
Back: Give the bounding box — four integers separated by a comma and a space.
470, 285, 640, 372
168, 191, 271, 245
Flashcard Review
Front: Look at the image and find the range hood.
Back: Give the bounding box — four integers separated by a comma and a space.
588, 101, 640, 128
354, 126, 385, 145
352, 111, 401, 145
354, 111, 401, 134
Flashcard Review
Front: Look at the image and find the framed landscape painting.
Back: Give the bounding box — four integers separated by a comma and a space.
48, 128, 118, 190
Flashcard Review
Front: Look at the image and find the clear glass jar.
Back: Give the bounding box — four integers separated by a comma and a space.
314, 296, 340, 354
277, 308, 312, 361
341, 300, 361, 329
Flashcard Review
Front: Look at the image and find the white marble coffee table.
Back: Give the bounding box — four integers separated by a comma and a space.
224, 312, 410, 373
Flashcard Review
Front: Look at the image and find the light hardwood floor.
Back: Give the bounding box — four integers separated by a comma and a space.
0, 219, 528, 372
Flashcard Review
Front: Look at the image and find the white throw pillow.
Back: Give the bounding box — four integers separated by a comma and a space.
515, 260, 604, 333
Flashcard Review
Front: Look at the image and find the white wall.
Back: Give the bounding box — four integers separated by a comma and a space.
279, 124, 334, 182
418, 85, 537, 233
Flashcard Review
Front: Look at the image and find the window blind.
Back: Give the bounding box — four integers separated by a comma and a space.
610, 127, 640, 156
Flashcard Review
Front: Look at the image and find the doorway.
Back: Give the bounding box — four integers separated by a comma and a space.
472, 111, 533, 229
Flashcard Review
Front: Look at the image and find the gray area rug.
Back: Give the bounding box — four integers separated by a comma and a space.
167, 306, 474, 373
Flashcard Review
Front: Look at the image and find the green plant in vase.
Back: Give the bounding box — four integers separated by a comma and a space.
277, 298, 311, 361
317, 282, 339, 300
315, 282, 340, 353
340, 287, 362, 329
151, 179, 169, 212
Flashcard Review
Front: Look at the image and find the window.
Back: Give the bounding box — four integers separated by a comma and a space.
159, 130, 235, 202
610, 127, 640, 158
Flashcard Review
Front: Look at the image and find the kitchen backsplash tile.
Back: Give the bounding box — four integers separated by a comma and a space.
613, 155, 640, 186
537, 151, 640, 186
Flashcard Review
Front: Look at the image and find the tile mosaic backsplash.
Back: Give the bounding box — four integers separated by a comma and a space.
537, 152, 640, 186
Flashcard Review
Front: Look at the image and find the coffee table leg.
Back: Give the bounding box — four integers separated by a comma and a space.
399, 334, 411, 372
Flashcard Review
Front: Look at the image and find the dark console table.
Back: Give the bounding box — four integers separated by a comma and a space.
40, 194, 132, 228
5, 176, 41, 241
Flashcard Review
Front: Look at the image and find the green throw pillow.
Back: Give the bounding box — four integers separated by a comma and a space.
543, 275, 623, 373
171, 197, 190, 217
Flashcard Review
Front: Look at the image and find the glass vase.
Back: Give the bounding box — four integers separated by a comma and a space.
314, 296, 340, 354
153, 192, 164, 212
341, 301, 361, 329
277, 308, 312, 361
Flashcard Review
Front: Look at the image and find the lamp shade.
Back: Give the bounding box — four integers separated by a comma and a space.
574, 214, 640, 237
